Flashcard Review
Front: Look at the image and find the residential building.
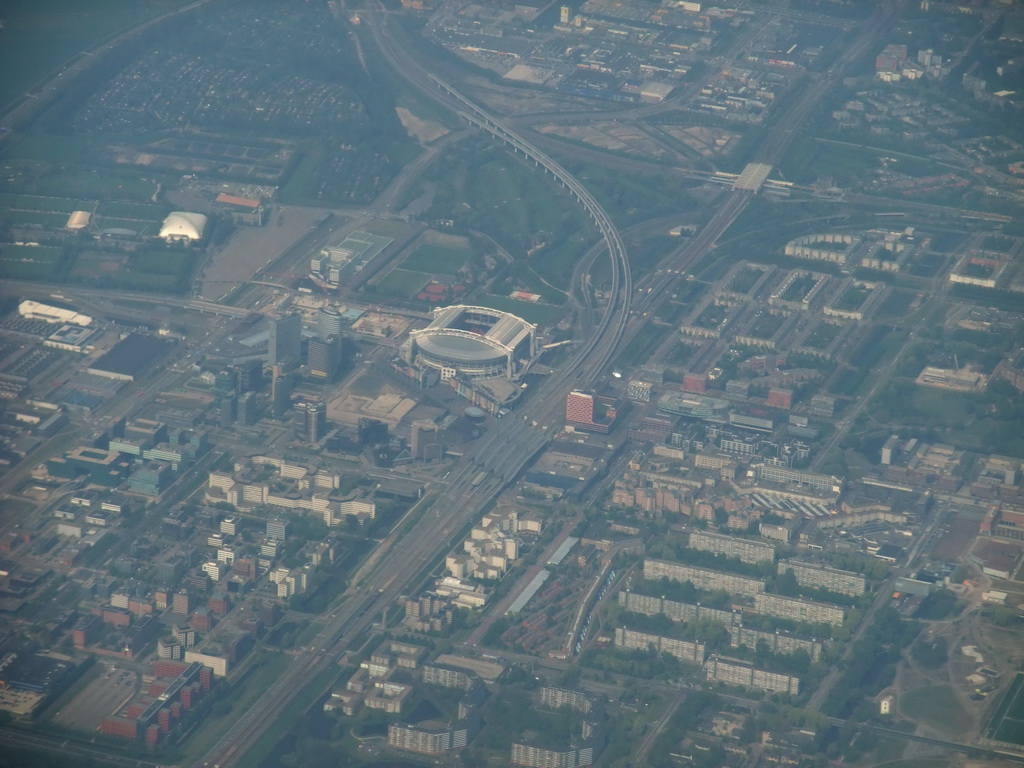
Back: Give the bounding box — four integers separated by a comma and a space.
753, 593, 845, 626
614, 628, 706, 663
777, 560, 865, 596
643, 559, 765, 597
704, 656, 800, 695
689, 530, 775, 564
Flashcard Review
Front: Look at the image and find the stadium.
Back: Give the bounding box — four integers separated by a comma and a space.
404, 305, 536, 380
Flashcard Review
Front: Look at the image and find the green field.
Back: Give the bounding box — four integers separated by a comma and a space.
0, 192, 92, 213
372, 268, 431, 297
477, 294, 565, 326
0, 244, 64, 280
0, 210, 69, 229
900, 685, 970, 737
401, 243, 472, 274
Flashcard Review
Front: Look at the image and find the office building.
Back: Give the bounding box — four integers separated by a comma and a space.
295, 401, 327, 444
643, 559, 765, 597
266, 518, 289, 541
753, 593, 845, 626
777, 560, 865, 596
689, 531, 775, 565
214, 368, 240, 400
237, 391, 257, 426
411, 420, 442, 461
218, 394, 237, 428
704, 656, 800, 695
236, 360, 263, 393
317, 305, 345, 340
270, 366, 292, 417
268, 313, 302, 369
565, 390, 625, 434
307, 335, 342, 381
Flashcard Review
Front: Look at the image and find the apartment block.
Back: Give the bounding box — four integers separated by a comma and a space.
388, 723, 471, 754
643, 559, 765, 597
704, 656, 800, 695
778, 560, 865, 596
728, 624, 822, 662
423, 664, 476, 690
753, 593, 845, 626
614, 627, 706, 663
618, 591, 736, 627
689, 530, 775, 564
539, 687, 593, 714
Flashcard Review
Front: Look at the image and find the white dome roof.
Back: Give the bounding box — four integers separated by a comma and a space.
159, 211, 208, 241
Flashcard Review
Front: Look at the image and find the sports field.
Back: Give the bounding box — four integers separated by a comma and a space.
986, 672, 1024, 746
401, 243, 472, 274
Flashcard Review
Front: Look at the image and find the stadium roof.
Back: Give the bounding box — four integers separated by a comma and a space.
412, 305, 535, 359
88, 334, 177, 381
159, 211, 208, 241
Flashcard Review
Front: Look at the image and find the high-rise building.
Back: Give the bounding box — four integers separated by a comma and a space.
307, 336, 341, 381
411, 420, 442, 461
214, 369, 239, 399
218, 394, 237, 427
566, 390, 594, 425
270, 365, 292, 418
268, 313, 302, 369
317, 305, 345, 340
565, 390, 626, 434
237, 391, 257, 426
236, 360, 263, 393
295, 401, 327, 444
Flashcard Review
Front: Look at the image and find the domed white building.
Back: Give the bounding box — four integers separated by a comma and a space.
159, 211, 208, 242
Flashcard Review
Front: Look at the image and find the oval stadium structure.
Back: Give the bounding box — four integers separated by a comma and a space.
405, 305, 536, 380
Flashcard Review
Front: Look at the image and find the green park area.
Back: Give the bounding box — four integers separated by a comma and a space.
900, 685, 970, 738
0, 244, 67, 281
478, 295, 564, 327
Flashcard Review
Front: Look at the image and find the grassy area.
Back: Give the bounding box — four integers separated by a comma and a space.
900, 685, 969, 737
401, 243, 471, 274
477, 294, 565, 326
182, 651, 290, 763
370, 268, 431, 298
243, 666, 341, 767
0, 191, 92, 213
0, 244, 64, 280
532, 236, 589, 295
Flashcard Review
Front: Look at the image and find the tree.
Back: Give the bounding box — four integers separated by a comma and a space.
776, 568, 801, 597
